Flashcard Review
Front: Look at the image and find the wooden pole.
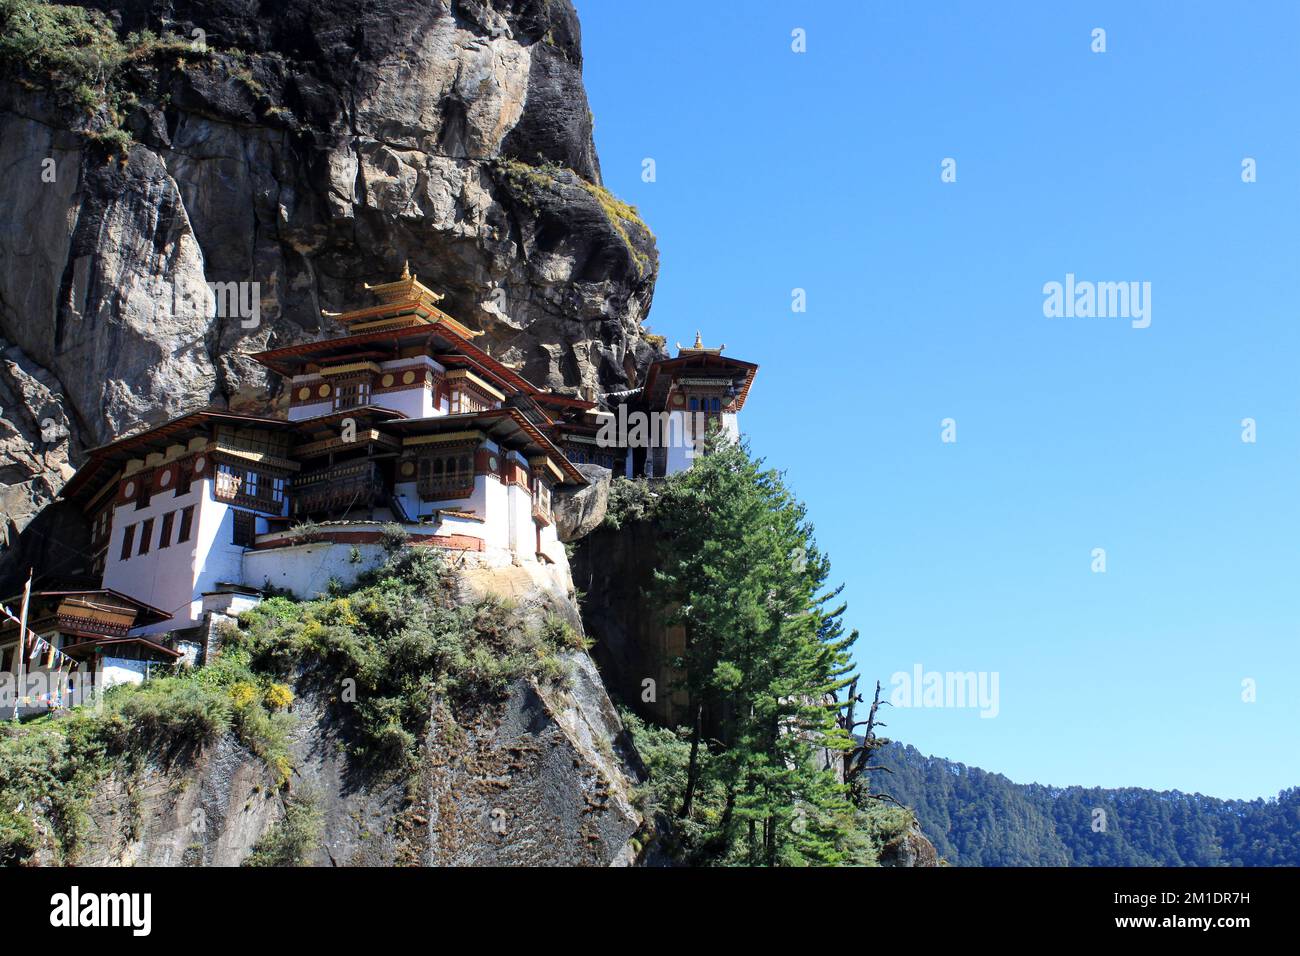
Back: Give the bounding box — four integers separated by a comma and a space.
11, 569, 32, 722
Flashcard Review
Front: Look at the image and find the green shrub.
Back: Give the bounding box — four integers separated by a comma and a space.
379, 522, 410, 553
225, 548, 578, 771
0, 716, 114, 864
604, 477, 658, 530
243, 790, 322, 867
0, 1, 207, 148
99, 678, 232, 757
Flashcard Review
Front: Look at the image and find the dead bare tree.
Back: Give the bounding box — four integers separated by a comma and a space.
840, 677, 903, 807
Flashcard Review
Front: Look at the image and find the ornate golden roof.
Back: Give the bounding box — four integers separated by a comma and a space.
320, 266, 482, 339
676, 330, 725, 357
363, 261, 446, 309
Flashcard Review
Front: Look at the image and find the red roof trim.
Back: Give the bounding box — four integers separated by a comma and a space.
251, 326, 544, 397
642, 355, 759, 411
60, 408, 293, 502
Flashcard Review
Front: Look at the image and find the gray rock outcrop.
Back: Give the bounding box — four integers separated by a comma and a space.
878, 820, 941, 867
553, 462, 610, 542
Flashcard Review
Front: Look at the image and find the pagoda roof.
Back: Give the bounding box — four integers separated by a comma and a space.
289, 406, 408, 429
384, 408, 587, 486
316, 264, 484, 339
251, 325, 542, 399
0, 588, 172, 629
642, 352, 759, 411
60, 409, 294, 504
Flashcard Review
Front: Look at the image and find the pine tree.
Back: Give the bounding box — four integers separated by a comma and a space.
650, 434, 860, 865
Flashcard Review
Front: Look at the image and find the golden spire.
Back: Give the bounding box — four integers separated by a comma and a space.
677, 331, 725, 356
401, 260, 411, 280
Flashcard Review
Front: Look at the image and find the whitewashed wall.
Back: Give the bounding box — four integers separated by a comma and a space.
103, 479, 207, 632
244, 540, 389, 598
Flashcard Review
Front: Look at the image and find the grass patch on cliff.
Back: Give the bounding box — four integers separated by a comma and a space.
0, 0, 126, 111
226, 547, 577, 773
0, 653, 296, 864
0, 548, 576, 863
492, 157, 655, 277
0, 719, 106, 865
0, 0, 211, 150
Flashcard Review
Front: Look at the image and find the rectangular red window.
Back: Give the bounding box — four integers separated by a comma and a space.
177, 505, 195, 543
138, 518, 154, 556
159, 511, 175, 549
120, 524, 135, 560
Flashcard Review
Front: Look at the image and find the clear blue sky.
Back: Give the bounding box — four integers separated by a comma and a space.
577, 0, 1300, 800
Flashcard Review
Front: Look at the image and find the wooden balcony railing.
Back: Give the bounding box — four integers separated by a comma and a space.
416, 474, 474, 501
291, 461, 383, 517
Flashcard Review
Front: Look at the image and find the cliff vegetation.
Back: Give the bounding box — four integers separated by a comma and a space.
0, 546, 598, 865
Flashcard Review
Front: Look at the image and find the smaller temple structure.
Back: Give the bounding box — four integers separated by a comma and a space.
620, 333, 758, 479
0, 588, 175, 712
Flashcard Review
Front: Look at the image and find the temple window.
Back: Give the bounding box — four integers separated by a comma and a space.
159, 511, 175, 548
91, 509, 111, 552
291, 460, 383, 517
215, 462, 287, 512
120, 524, 135, 560
138, 518, 154, 556
232, 510, 256, 547
216, 462, 241, 497
177, 506, 195, 543
333, 379, 371, 411
450, 389, 473, 414
533, 479, 553, 523
417, 451, 474, 500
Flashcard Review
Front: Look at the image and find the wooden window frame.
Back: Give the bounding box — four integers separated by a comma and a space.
232, 510, 256, 548
416, 450, 475, 501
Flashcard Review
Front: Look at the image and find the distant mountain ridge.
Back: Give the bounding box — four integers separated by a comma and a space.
872, 743, 1300, 866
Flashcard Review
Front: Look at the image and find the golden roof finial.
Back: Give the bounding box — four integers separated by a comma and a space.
401, 260, 412, 280
676, 331, 725, 356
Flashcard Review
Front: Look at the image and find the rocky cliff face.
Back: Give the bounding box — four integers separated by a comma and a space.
23, 558, 646, 867
0, 0, 663, 555
73, 653, 643, 867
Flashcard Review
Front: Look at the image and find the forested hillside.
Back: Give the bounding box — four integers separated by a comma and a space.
873, 743, 1300, 866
